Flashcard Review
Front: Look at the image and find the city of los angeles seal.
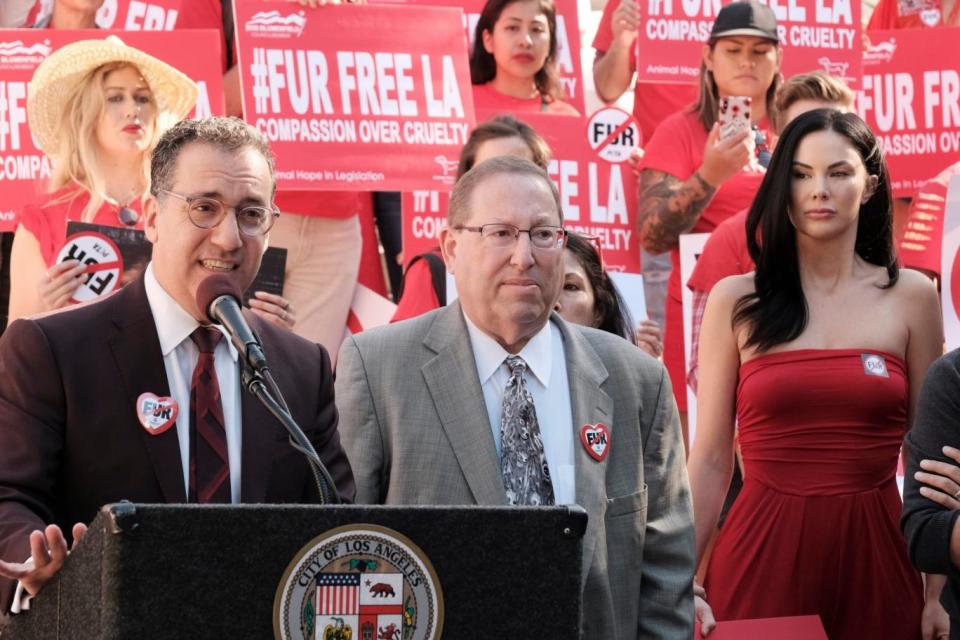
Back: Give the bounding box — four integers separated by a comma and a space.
274, 525, 443, 640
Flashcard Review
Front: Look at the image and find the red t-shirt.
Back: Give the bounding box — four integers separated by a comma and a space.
174, 0, 232, 70
686, 208, 754, 293
20, 188, 144, 266
177, 0, 359, 219
591, 0, 699, 143
641, 110, 767, 302
897, 161, 960, 276
391, 258, 441, 322
641, 110, 766, 412
867, 0, 960, 29
471, 82, 580, 116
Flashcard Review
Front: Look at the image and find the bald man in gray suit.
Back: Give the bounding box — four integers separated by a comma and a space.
336, 157, 694, 639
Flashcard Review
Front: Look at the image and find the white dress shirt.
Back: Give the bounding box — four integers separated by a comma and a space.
144, 264, 244, 503
462, 311, 576, 505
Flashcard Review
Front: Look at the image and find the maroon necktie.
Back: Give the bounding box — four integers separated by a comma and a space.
189, 327, 230, 503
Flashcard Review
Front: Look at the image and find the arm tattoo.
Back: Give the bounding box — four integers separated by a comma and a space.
637, 169, 717, 254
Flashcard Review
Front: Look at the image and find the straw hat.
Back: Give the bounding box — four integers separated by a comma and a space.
27, 35, 199, 156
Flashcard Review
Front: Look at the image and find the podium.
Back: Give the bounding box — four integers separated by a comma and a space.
5, 502, 587, 639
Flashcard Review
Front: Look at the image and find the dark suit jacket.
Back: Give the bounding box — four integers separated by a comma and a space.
0, 276, 355, 610
902, 348, 960, 638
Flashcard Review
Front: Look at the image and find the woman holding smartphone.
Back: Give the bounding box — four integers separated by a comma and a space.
470, 0, 579, 115
636, 0, 780, 437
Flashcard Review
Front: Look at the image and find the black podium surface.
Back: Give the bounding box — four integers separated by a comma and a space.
5, 503, 587, 639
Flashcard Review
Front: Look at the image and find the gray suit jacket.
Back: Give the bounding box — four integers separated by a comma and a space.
335, 303, 694, 639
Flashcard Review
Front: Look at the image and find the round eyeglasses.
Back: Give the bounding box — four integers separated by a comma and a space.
159, 189, 279, 236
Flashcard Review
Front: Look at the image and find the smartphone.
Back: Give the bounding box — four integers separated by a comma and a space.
718, 96, 752, 140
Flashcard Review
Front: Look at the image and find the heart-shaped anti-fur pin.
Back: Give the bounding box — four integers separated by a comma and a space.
136, 392, 178, 436
580, 423, 610, 462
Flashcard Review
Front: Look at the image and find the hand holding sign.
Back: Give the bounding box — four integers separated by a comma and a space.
54, 232, 124, 304
695, 587, 717, 637
38, 260, 86, 314
249, 291, 297, 330
634, 318, 663, 358
612, 0, 640, 47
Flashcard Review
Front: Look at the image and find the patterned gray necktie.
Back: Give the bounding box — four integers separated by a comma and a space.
499, 355, 555, 506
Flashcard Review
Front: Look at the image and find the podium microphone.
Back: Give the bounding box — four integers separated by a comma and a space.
194, 275, 342, 504
196, 276, 267, 372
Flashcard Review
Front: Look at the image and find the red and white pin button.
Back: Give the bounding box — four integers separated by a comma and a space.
137, 392, 178, 436
580, 423, 610, 462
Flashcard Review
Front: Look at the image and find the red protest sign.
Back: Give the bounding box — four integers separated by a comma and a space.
374, 0, 585, 114
858, 28, 960, 197
94, 0, 182, 29
401, 190, 450, 260
636, 0, 861, 88
233, 0, 476, 191
124, 31, 225, 119
27, 0, 183, 30
694, 615, 828, 640
0, 29, 224, 232
401, 109, 641, 272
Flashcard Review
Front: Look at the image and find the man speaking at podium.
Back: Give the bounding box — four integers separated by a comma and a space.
0, 117, 355, 619
336, 157, 695, 638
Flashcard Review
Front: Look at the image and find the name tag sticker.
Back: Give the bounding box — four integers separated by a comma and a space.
861, 354, 889, 378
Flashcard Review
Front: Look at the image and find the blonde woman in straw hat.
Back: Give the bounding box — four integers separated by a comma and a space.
7, 36, 196, 322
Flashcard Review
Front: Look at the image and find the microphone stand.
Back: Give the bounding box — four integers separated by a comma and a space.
241, 363, 341, 505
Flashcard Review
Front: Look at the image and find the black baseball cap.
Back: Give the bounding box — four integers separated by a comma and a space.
709, 1, 779, 42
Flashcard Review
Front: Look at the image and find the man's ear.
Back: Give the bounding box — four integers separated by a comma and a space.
438, 225, 456, 274
143, 194, 159, 243
862, 175, 880, 204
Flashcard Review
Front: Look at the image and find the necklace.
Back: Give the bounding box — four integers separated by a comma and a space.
102, 192, 140, 227
117, 205, 139, 227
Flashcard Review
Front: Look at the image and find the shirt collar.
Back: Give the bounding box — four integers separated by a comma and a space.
143, 263, 238, 362
462, 309, 552, 387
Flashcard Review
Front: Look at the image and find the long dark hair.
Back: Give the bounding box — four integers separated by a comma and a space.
470, 0, 564, 101
565, 232, 636, 345
734, 109, 897, 352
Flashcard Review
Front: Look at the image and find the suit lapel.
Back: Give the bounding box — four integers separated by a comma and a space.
556, 316, 612, 589
108, 277, 186, 503
421, 303, 507, 505
239, 313, 282, 503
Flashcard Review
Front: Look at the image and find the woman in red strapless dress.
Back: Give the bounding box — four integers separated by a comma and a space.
689, 109, 946, 639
